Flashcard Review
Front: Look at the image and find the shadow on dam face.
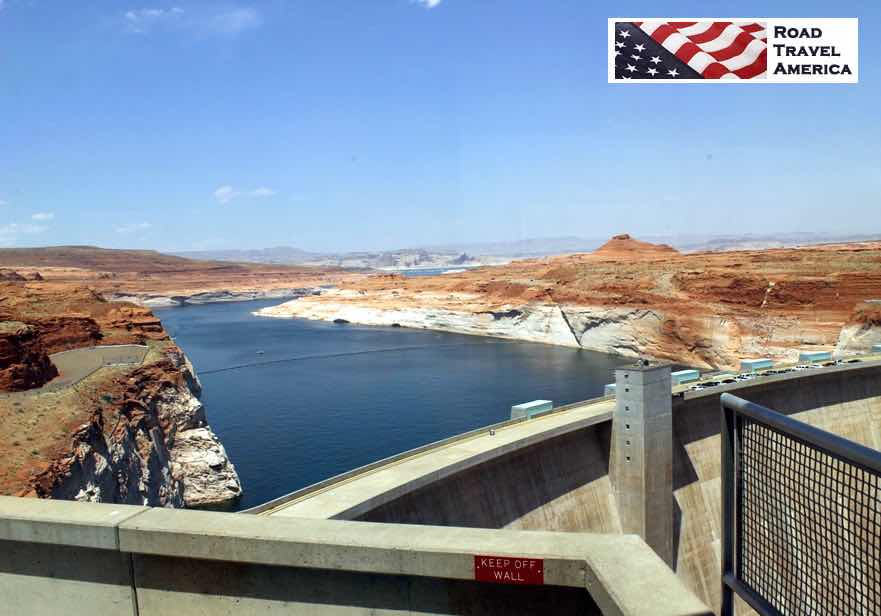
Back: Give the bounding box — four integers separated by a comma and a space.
288, 362, 881, 613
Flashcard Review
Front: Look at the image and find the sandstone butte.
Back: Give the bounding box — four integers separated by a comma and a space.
257, 235, 881, 370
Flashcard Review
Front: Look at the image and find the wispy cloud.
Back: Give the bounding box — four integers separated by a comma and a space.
214, 185, 277, 204
115, 222, 153, 234
0, 223, 47, 235
0, 223, 49, 245
208, 8, 261, 35
119, 6, 261, 36
214, 185, 237, 204
31, 212, 54, 221
411, 0, 443, 9
122, 7, 184, 33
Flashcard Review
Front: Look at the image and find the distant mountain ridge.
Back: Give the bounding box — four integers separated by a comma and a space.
171, 231, 881, 267
172, 247, 491, 270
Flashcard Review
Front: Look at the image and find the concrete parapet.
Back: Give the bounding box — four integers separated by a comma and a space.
0, 497, 148, 616
120, 508, 591, 587
0, 496, 146, 550
0, 496, 710, 616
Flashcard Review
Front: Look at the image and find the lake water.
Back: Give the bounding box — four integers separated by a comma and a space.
157, 300, 633, 510
398, 267, 470, 277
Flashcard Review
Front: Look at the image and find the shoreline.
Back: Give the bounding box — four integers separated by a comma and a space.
250, 290, 848, 372
252, 291, 713, 367
106, 287, 326, 308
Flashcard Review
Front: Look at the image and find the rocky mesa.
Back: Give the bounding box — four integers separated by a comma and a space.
257, 236, 881, 370
0, 279, 241, 508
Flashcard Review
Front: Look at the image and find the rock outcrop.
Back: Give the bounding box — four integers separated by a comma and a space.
593, 234, 679, 259
29, 347, 241, 508
106, 287, 321, 308
0, 284, 168, 352
1, 281, 241, 509
0, 321, 59, 391
836, 302, 881, 354
0, 269, 27, 282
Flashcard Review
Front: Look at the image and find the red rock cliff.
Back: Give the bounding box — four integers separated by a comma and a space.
0, 321, 59, 391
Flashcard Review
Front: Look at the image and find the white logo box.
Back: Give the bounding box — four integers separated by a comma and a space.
608, 18, 858, 84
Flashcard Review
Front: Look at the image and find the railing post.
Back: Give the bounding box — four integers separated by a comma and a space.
720, 395, 735, 616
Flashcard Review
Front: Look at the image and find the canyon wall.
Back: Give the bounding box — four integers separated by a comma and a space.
836, 302, 881, 354
256, 239, 881, 370
106, 286, 322, 308
28, 347, 241, 508
256, 290, 812, 371
0, 322, 58, 391
1, 282, 241, 509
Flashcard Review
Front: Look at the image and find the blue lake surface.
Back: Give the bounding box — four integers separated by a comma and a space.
157, 300, 633, 510
399, 267, 469, 277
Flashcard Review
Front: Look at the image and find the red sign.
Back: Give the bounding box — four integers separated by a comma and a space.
474, 555, 544, 585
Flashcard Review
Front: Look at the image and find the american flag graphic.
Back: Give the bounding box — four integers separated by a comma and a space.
613, 21, 767, 80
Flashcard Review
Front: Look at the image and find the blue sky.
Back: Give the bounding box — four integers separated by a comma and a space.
1, 1, 878, 252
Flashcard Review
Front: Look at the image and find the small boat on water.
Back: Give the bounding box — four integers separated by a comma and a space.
256, 350, 265, 355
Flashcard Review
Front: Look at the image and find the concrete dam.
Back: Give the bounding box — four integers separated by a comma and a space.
2, 356, 880, 614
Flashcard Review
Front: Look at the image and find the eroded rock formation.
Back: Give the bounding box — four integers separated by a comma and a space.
1, 282, 241, 509
593, 233, 679, 258
0, 321, 58, 391
836, 302, 881, 354
0, 269, 27, 282
28, 347, 241, 508
257, 237, 881, 370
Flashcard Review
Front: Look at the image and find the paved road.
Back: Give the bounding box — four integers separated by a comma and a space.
1, 345, 148, 398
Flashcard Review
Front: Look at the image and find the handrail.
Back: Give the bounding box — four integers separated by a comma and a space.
720, 393, 881, 616
720, 392, 881, 475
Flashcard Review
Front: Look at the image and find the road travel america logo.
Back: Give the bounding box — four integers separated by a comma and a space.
609, 18, 858, 83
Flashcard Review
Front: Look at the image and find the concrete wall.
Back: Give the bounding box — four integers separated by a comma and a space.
0, 496, 709, 616
280, 361, 880, 614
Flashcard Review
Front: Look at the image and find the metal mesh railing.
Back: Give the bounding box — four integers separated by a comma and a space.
721, 393, 881, 616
